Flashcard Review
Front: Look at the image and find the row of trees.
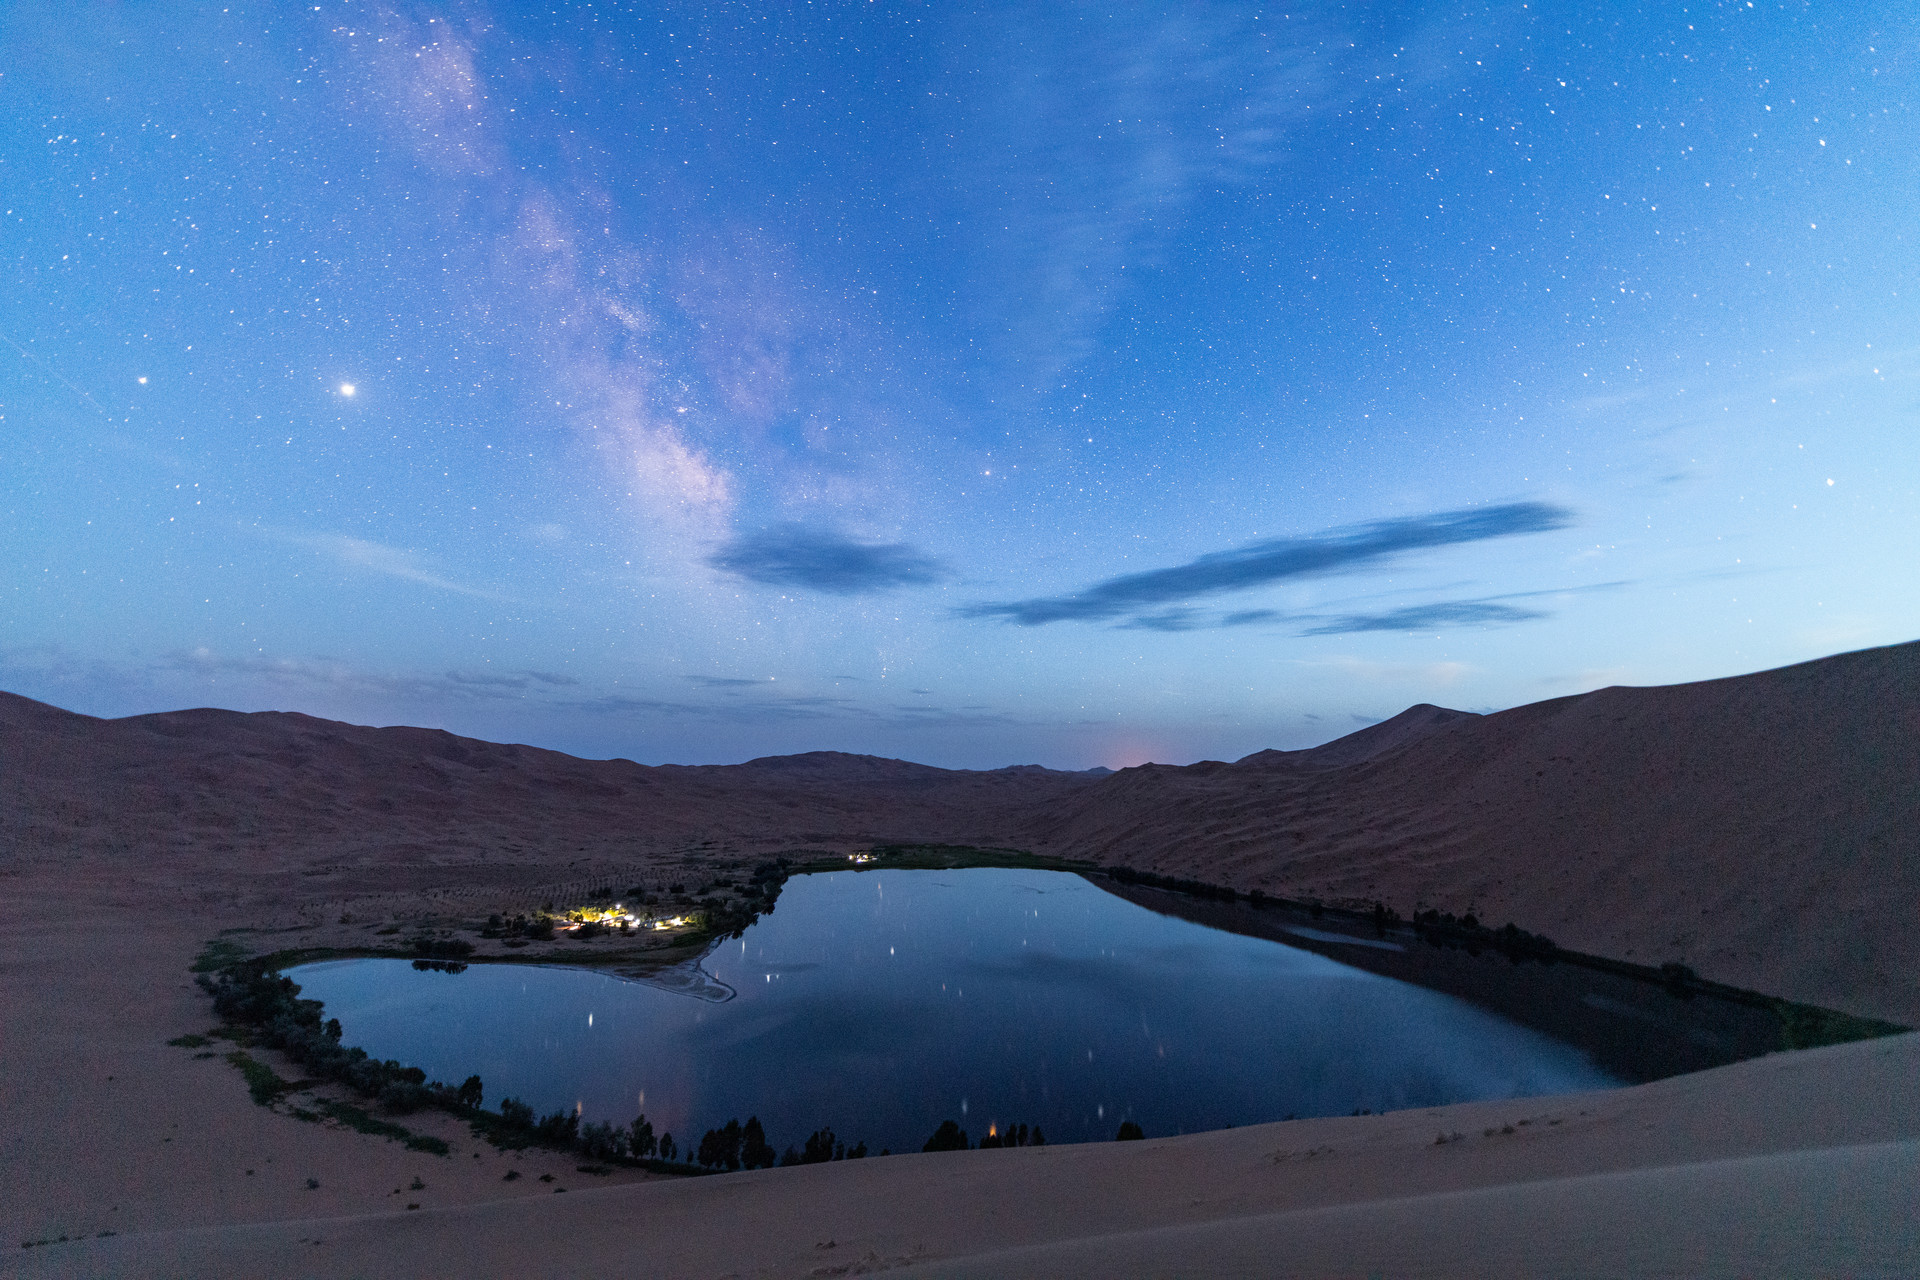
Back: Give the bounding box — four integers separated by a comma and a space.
202, 958, 1130, 1178
1103, 863, 1566, 964
922, 1119, 1048, 1152
198, 965, 484, 1118
1410, 908, 1559, 964
686, 1119, 874, 1170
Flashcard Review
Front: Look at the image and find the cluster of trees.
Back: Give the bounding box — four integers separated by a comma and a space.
472, 864, 792, 954
692, 1117, 777, 1170
921, 1119, 1046, 1152
683, 1119, 874, 1170
484, 1106, 881, 1173
409, 935, 476, 959
1100, 863, 1565, 966
481, 914, 556, 942
198, 965, 483, 1118
1411, 909, 1559, 964
783, 1126, 868, 1165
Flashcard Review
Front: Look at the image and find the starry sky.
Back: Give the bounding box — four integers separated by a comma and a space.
3, 1, 1915, 768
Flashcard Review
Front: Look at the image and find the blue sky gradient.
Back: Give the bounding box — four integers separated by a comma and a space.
3, 1, 1915, 766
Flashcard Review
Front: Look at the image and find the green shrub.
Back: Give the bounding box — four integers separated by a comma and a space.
226, 1050, 292, 1106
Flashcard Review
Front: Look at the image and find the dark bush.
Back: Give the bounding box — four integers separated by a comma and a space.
580, 1121, 622, 1160
922, 1120, 969, 1153
741, 1117, 776, 1170
408, 936, 474, 959
1412, 909, 1557, 964
380, 1081, 431, 1114
629, 1114, 656, 1159
802, 1128, 841, 1164
535, 1109, 580, 1146
1115, 1121, 1145, 1141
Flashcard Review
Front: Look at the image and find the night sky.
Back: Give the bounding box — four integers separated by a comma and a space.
4, 2, 1915, 767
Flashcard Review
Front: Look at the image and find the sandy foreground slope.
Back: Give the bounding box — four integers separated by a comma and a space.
2, 642, 1916, 1275
3, 866, 1915, 1276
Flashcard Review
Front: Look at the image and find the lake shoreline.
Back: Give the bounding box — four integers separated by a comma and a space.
219, 847, 1902, 1093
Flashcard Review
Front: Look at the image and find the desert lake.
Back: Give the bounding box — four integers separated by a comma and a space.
288, 867, 1620, 1155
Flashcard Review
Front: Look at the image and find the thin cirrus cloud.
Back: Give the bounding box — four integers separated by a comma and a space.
167, 648, 561, 703
961, 502, 1575, 627
274, 531, 511, 602
1300, 599, 1547, 635
709, 524, 949, 596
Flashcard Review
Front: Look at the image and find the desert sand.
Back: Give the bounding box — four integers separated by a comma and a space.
2, 641, 1916, 1275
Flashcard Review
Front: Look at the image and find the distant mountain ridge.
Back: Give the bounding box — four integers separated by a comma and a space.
4, 639, 1916, 1023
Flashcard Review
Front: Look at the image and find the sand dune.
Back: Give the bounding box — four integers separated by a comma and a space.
1019, 640, 1920, 1023
5, 640, 1914, 1018
2, 640, 1915, 1273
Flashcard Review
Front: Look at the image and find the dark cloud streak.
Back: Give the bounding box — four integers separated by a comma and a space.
1301, 600, 1548, 635
960, 503, 1574, 626
710, 524, 948, 596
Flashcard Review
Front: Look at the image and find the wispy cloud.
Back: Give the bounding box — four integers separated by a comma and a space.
445, 668, 579, 689
1301, 600, 1548, 635
567, 686, 1019, 730
170, 648, 530, 702
962, 502, 1574, 627
1118, 609, 1206, 633
710, 525, 949, 596
278, 531, 511, 601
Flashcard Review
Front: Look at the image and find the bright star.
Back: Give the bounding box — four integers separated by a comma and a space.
339, 383, 356, 397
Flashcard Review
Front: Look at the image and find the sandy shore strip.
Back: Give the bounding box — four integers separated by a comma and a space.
15, 1032, 1918, 1278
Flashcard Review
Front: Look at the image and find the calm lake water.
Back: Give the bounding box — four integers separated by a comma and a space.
289, 868, 1619, 1153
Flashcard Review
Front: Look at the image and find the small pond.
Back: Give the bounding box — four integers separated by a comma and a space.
289, 868, 1620, 1154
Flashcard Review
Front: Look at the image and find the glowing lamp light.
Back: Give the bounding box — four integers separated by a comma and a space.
339, 382, 356, 396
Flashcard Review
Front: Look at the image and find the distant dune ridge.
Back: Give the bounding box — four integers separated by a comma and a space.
3, 639, 1915, 1022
